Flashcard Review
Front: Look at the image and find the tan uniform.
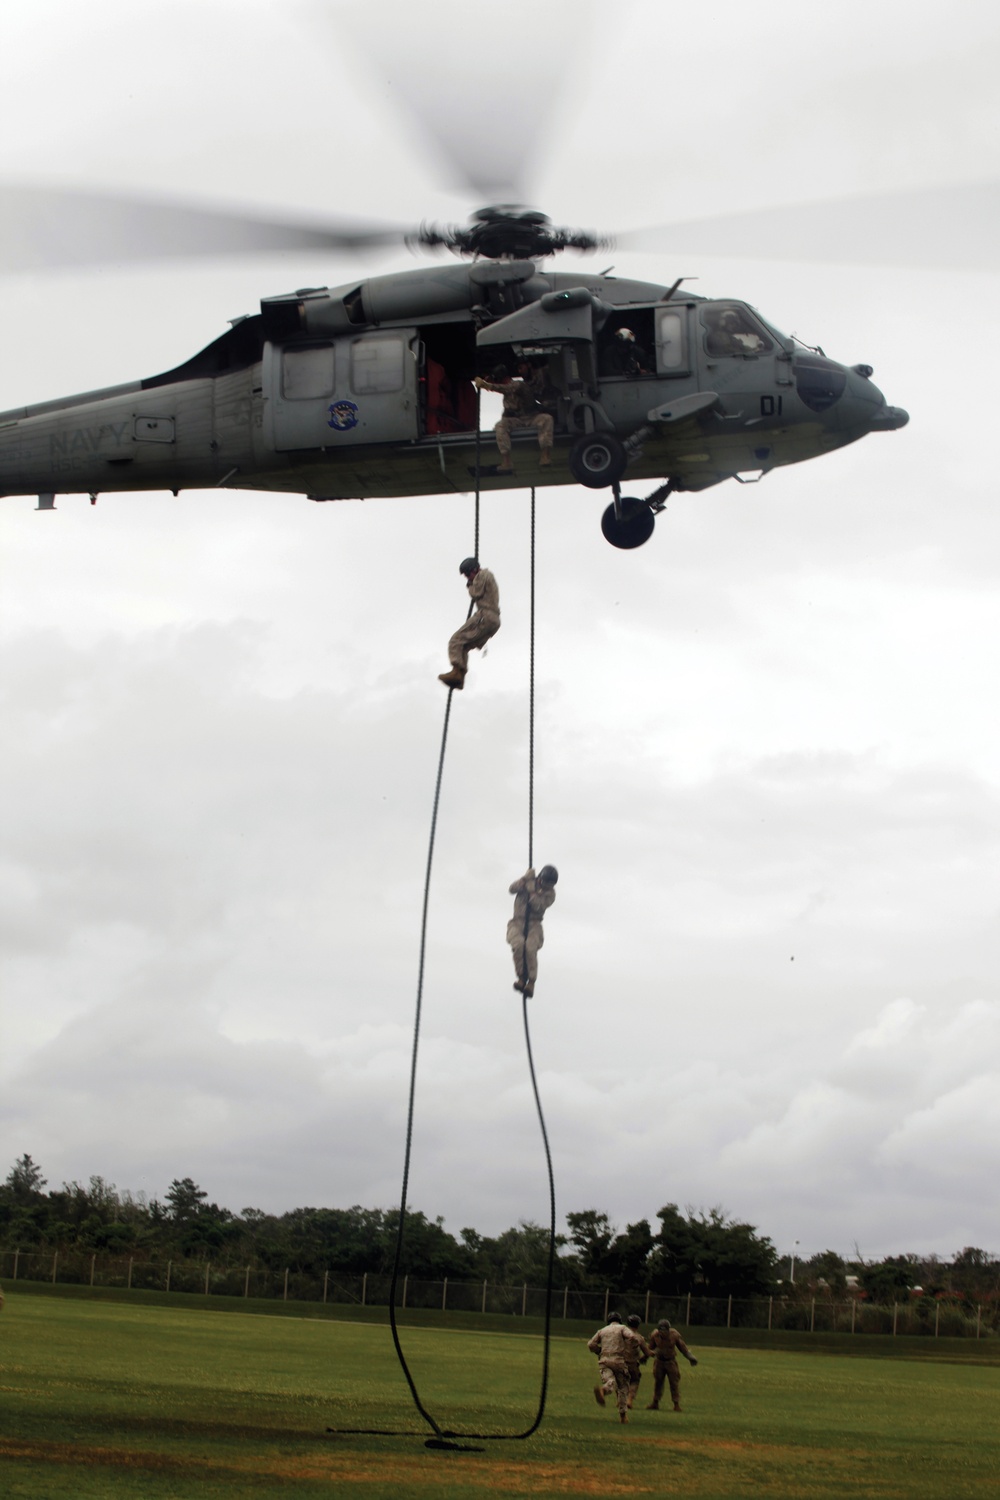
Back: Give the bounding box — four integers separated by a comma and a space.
623, 1329, 654, 1408
587, 1321, 641, 1416
648, 1326, 696, 1410
448, 567, 500, 672
507, 868, 556, 988
477, 376, 554, 462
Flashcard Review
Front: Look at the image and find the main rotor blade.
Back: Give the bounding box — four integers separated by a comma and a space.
318, 0, 598, 204
619, 182, 1000, 271
0, 185, 406, 271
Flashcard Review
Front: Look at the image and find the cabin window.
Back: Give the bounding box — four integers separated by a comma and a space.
351, 335, 406, 394
702, 305, 774, 357
281, 344, 335, 399
656, 309, 685, 370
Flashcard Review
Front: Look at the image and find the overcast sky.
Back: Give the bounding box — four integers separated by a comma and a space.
1, 0, 998, 1268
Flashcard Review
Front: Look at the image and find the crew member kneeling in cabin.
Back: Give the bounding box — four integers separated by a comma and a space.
439, 557, 500, 690
475, 363, 553, 472
506, 865, 557, 998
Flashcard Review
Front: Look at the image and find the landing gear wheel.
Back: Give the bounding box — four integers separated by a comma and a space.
568, 432, 627, 489
601, 497, 655, 549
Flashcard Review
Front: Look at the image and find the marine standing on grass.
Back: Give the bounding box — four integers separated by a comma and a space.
588, 1311, 642, 1423
647, 1318, 698, 1411
624, 1313, 654, 1409
439, 557, 500, 691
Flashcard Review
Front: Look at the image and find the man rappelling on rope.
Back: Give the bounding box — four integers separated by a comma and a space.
507, 865, 558, 998
439, 557, 500, 691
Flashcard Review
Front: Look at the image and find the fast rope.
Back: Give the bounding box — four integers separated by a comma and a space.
386, 484, 557, 1448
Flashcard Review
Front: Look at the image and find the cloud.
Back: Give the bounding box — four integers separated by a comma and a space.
4, 971, 997, 1262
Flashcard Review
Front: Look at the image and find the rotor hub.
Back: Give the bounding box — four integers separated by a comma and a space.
412, 205, 605, 261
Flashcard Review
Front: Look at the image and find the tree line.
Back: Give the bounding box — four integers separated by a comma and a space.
2, 1154, 996, 1305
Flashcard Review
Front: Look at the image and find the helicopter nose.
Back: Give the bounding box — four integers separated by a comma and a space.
844, 366, 909, 432
867, 402, 909, 431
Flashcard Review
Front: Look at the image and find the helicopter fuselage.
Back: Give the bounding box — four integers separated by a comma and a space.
0, 259, 907, 541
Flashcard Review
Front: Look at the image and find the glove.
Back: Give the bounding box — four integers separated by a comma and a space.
689, 1357, 699, 1366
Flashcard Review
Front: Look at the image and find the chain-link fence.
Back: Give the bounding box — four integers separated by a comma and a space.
0, 1246, 991, 1339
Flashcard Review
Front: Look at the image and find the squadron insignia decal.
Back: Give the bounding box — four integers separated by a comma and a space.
327, 400, 359, 431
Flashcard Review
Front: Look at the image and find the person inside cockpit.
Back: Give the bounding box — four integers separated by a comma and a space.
704, 307, 768, 357
600, 326, 651, 377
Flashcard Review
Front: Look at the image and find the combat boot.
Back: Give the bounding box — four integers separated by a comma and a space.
539, 450, 552, 467
646, 1401, 659, 1410
619, 1411, 629, 1424
673, 1403, 682, 1412
438, 667, 466, 690
593, 1386, 605, 1407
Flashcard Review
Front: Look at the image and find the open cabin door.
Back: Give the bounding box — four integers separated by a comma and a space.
264, 331, 419, 451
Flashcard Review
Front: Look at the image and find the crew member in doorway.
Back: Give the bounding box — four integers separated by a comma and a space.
600, 326, 651, 377
475, 363, 553, 472
507, 865, 558, 998
439, 557, 500, 690
646, 1319, 699, 1412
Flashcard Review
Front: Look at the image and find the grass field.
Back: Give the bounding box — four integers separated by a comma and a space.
2, 1288, 999, 1498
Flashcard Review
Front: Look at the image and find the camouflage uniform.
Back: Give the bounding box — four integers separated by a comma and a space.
507, 868, 556, 991
448, 566, 501, 673
587, 1320, 641, 1418
477, 375, 554, 465
647, 1324, 697, 1411
623, 1326, 654, 1408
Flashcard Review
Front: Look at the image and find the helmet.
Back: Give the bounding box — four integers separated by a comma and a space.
608, 1310, 622, 1324
615, 327, 636, 342
490, 363, 511, 381
459, 557, 479, 576
626, 1314, 641, 1328
657, 1318, 672, 1331
538, 865, 559, 885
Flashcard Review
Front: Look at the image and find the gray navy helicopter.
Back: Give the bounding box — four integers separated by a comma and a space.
0, 198, 909, 548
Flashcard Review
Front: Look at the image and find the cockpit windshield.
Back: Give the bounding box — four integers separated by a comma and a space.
751, 310, 792, 346
701, 304, 774, 357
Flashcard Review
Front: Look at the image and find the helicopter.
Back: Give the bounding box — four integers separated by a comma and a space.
0, 202, 908, 550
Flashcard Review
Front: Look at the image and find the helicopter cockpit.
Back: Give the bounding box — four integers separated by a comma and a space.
701, 304, 774, 357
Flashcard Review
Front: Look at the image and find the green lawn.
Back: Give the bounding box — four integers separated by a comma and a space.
2, 1290, 998, 1498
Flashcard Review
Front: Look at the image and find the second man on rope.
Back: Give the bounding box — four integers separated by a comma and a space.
507, 865, 558, 998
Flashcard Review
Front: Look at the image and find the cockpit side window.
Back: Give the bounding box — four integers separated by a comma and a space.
702, 305, 773, 357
